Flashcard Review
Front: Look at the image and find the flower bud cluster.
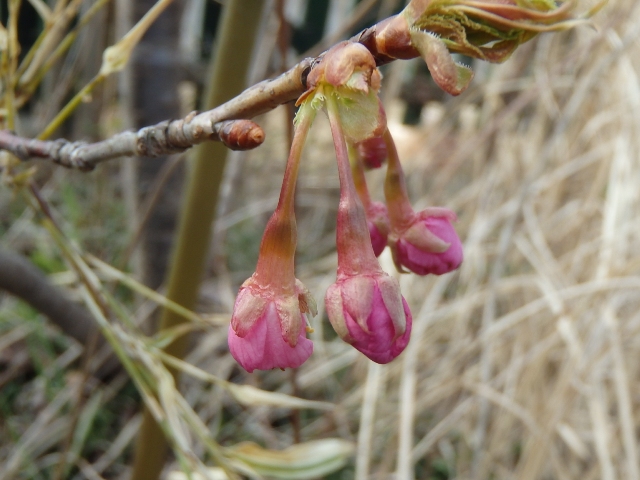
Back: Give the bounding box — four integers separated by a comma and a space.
227, 0, 584, 371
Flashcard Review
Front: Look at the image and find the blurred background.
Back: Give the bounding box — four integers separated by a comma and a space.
1, 0, 638, 479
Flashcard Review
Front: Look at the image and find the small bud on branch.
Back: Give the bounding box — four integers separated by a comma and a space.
0, 119, 265, 171
0, 0, 594, 169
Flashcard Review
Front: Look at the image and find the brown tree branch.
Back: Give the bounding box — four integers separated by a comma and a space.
0, 58, 312, 170
0, 248, 99, 345
0, 247, 122, 378
0, 7, 431, 171
0, 0, 585, 171
0, 118, 266, 171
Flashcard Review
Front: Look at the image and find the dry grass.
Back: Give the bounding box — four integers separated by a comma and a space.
1, 0, 639, 478
247, 1, 640, 477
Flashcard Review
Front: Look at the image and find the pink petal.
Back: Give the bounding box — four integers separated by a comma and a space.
343, 284, 412, 364
228, 303, 313, 373
397, 216, 463, 275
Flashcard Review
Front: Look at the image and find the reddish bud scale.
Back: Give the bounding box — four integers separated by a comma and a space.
216, 119, 265, 151
354, 15, 418, 65
357, 136, 388, 169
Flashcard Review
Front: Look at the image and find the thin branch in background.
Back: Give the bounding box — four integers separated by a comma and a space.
0, 247, 99, 346
20, 0, 85, 89
290, 368, 302, 444
27, 183, 110, 317
114, 0, 142, 282
356, 361, 383, 480
31, 0, 178, 141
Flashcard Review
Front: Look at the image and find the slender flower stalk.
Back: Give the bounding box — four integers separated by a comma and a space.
228, 105, 318, 373
383, 128, 463, 275
324, 93, 412, 364
327, 95, 381, 274
382, 128, 419, 232
349, 142, 389, 257
252, 107, 316, 288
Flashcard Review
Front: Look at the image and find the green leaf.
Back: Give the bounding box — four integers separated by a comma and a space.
227, 439, 355, 479
225, 383, 334, 411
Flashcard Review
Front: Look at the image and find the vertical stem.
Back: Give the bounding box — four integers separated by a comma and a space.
129, 2, 265, 479
382, 128, 415, 229
253, 107, 316, 289
326, 93, 379, 276
327, 95, 358, 203
348, 143, 373, 209
276, 108, 316, 215
115, 0, 144, 280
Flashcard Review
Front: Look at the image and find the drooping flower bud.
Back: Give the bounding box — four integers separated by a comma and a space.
295, 40, 411, 362
325, 273, 411, 364
392, 207, 463, 275
348, 142, 390, 257
228, 100, 318, 373
366, 201, 389, 257
383, 128, 463, 275
357, 135, 388, 169
229, 277, 316, 373
321, 78, 411, 363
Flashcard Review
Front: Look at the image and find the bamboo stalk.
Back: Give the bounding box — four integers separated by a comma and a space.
129, 2, 266, 479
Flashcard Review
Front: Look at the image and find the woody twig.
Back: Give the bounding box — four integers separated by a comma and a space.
0, 59, 312, 170
0, 0, 589, 171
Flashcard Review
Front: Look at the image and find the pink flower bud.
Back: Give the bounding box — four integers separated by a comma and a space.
357, 136, 388, 169
227, 98, 319, 373
392, 209, 463, 275
382, 129, 463, 275
325, 273, 412, 364
368, 221, 387, 258
366, 201, 389, 257
228, 278, 316, 373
